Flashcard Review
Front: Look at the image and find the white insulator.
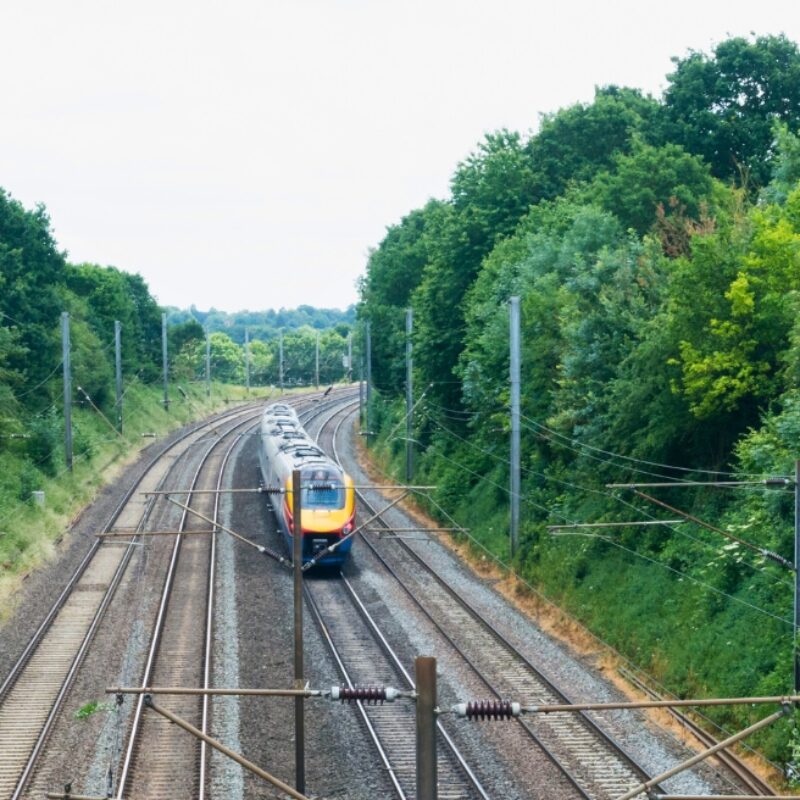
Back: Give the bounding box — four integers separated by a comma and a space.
453, 703, 469, 717
331, 686, 341, 700
511, 702, 522, 717
384, 687, 400, 702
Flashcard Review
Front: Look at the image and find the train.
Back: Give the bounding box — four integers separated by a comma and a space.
258, 402, 356, 567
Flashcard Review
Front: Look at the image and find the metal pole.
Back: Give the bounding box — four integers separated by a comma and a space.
61, 312, 72, 471
245, 328, 251, 391
795, 459, 800, 693
415, 656, 437, 800
616, 707, 788, 800
143, 698, 310, 800
359, 354, 364, 428
406, 308, 413, 482
292, 469, 305, 793
315, 331, 320, 390
366, 321, 372, 435
205, 328, 211, 398
114, 320, 122, 433
161, 312, 169, 411
510, 296, 521, 558
279, 331, 284, 392
347, 332, 352, 383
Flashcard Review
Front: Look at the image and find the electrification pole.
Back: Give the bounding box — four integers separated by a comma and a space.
205, 328, 211, 398
366, 321, 372, 436
359, 354, 364, 428
292, 469, 305, 792
62, 312, 72, 471
245, 328, 251, 391
114, 320, 123, 433
347, 332, 353, 383
795, 460, 800, 693
279, 331, 284, 392
416, 656, 438, 800
510, 296, 521, 558
315, 330, 320, 390
406, 308, 413, 482
162, 312, 169, 411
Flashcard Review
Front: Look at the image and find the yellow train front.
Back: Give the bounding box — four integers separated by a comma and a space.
281, 466, 356, 566
258, 403, 356, 567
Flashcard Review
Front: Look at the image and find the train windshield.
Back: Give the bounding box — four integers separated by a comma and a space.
302, 468, 345, 509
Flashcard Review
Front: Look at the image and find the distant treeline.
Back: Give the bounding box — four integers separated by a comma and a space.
0, 191, 351, 491
168, 304, 355, 344
359, 34, 800, 763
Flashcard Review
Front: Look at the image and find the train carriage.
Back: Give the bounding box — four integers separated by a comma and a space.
258, 403, 355, 566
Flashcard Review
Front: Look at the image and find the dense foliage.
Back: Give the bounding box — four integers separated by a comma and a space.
0, 191, 352, 559
359, 35, 800, 766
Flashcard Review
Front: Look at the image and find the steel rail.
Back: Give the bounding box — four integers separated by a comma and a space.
328, 408, 662, 800
114, 389, 356, 799
198, 419, 254, 798
309, 402, 490, 799
113, 410, 262, 798
302, 585, 408, 799
0, 402, 262, 800
617, 667, 776, 796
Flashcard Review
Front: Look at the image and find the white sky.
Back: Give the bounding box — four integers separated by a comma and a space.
1, 1, 798, 313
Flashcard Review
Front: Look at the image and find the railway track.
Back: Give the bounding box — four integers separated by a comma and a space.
0, 389, 354, 800
111, 389, 359, 799
320, 405, 663, 800
302, 399, 489, 800
0, 402, 263, 800
616, 666, 776, 796
114, 412, 259, 799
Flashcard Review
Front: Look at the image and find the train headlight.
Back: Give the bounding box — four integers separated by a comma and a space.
342, 522, 354, 535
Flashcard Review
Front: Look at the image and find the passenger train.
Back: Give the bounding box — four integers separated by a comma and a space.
258, 402, 356, 567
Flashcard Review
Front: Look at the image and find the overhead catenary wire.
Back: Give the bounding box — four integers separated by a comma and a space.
8, 359, 65, 401
518, 411, 775, 479
411, 415, 791, 624
422, 404, 795, 589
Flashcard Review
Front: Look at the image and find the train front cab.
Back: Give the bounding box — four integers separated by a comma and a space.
283, 468, 356, 567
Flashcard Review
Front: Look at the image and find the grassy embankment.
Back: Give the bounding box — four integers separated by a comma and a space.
0, 381, 275, 617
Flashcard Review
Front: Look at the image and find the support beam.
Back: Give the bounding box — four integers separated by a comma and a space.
406, 307, 413, 483
292, 469, 305, 793
615, 707, 788, 800
509, 296, 521, 558
143, 697, 310, 800
162, 312, 169, 410
114, 320, 123, 432
62, 312, 72, 471
365, 321, 372, 436
416, 656, 437, 800
279, 330, 284, 391
205, 327, 211, 397
245, 327, 250, 391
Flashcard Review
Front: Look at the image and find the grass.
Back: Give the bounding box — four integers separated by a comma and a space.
0, 380, 278, 619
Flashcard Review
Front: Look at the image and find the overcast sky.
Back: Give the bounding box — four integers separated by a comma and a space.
1, 1, 798, 313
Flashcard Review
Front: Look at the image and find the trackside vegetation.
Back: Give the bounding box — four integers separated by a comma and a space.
358, 35, 800, 768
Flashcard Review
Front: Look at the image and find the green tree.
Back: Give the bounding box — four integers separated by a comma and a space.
527, 86, 665, 202
589, 142, 715, 235
414, 131, 539, 409
359, 202, 440, 393
0, 191, 64, 384
665, 35, 800, 188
